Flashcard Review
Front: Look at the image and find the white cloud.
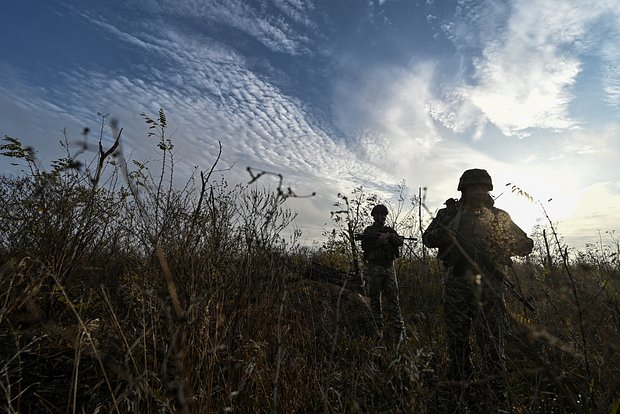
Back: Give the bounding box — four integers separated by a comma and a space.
86, 16, 166, 55
145, 0, 315, 56
442, 0, 620, 137
462, 1, 585, 135
272, 0, 317, 29
9, 16, 397, 189
597, 4, 620, 108
557, 124, 619, 157
602, 41, 620, 107
333, 62, 442, 174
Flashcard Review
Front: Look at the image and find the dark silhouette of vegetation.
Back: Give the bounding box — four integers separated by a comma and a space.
0, 112, 618, 413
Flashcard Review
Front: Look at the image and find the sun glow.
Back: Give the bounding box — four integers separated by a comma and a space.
491, 169, 581, 236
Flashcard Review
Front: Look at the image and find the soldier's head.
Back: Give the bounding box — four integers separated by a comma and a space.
371, 204, 388, 225
458, 169, 493, 207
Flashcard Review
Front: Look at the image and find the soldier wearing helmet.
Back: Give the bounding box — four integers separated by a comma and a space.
360, 204, 406, 343
457, 168, 493, 191
423, 169, 533, 410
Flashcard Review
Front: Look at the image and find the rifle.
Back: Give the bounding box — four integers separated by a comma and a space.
446, 229, 537, 313
354, 234, 417, 242
355, 233, 417, 266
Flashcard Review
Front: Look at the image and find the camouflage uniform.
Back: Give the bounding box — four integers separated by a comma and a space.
423, 170, 533, 407
361, 222, 405, 337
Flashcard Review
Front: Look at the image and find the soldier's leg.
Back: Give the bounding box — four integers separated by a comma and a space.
366, 264, 384, 335
443, 267, 475, 382
475, 277, 508, 408
383, 265, 405, 336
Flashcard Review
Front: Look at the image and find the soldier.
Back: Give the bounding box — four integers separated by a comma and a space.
423, 169, 533, 409
361, 204, 406, 342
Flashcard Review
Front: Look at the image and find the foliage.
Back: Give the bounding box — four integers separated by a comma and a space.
0, 113, 618, 413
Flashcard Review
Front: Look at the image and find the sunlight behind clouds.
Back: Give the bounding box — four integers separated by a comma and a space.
494, 167, 582, 236
561, 182, 620, 243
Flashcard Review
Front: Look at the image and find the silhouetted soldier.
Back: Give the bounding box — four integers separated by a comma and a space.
361, 204, 406, 343
423, 169, 533, 410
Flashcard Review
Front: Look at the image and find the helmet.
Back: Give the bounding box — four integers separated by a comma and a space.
371, 204, 389, 216
457, 169, 493, 191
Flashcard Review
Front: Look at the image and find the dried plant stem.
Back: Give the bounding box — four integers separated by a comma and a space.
155, 244, 183, 319
272, 290, 287, 413
539, 202, 592, 378
101, 288, 139, 373
49, 274, 120, 414
330, 278, 348, 359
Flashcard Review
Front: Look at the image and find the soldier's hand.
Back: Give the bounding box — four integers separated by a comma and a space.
378, 232, 390, 244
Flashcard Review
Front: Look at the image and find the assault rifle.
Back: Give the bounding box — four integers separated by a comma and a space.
354, 232, 418, 270
446, 229, 537, 313
354, 234, 418, 242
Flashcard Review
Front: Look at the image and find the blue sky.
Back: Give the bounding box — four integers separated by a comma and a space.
2, 0, 620, 251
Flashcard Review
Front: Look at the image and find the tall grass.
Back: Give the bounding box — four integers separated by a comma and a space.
0, 112, 618, 413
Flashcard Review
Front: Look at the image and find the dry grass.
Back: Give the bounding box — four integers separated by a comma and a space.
0, 113, 619, 413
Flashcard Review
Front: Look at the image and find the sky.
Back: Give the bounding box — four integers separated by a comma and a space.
1, 0, 620, 252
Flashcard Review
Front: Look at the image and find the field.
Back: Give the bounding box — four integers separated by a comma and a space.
1, 113, 618, 413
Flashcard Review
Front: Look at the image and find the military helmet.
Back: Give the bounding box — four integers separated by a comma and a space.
371, 204, 389, 216
457, 168, 493, 191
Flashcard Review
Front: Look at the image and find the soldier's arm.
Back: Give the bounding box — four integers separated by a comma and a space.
388, 228, 404, 247
511, 223, 534, 256
497, 210, 534, 257
422, 208, 449, 248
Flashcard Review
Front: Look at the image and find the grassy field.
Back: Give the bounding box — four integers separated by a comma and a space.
1, 114, 618, 413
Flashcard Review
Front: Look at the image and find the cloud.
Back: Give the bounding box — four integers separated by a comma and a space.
86, 16, 166, 55
72, 7, 384, 181
441, 0, 620, 137
272, 0, 318, 29
602, 41, 620, 107
556, 123, 619, 157
0, 66, 88, 171
597, 3, 620, 107
10, 13, 399, 186
140, 0, 316, 56
333, 62, 442, 172
2, 5, 414, 244
559, 181, 620, 249
462, 1, 586, 135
